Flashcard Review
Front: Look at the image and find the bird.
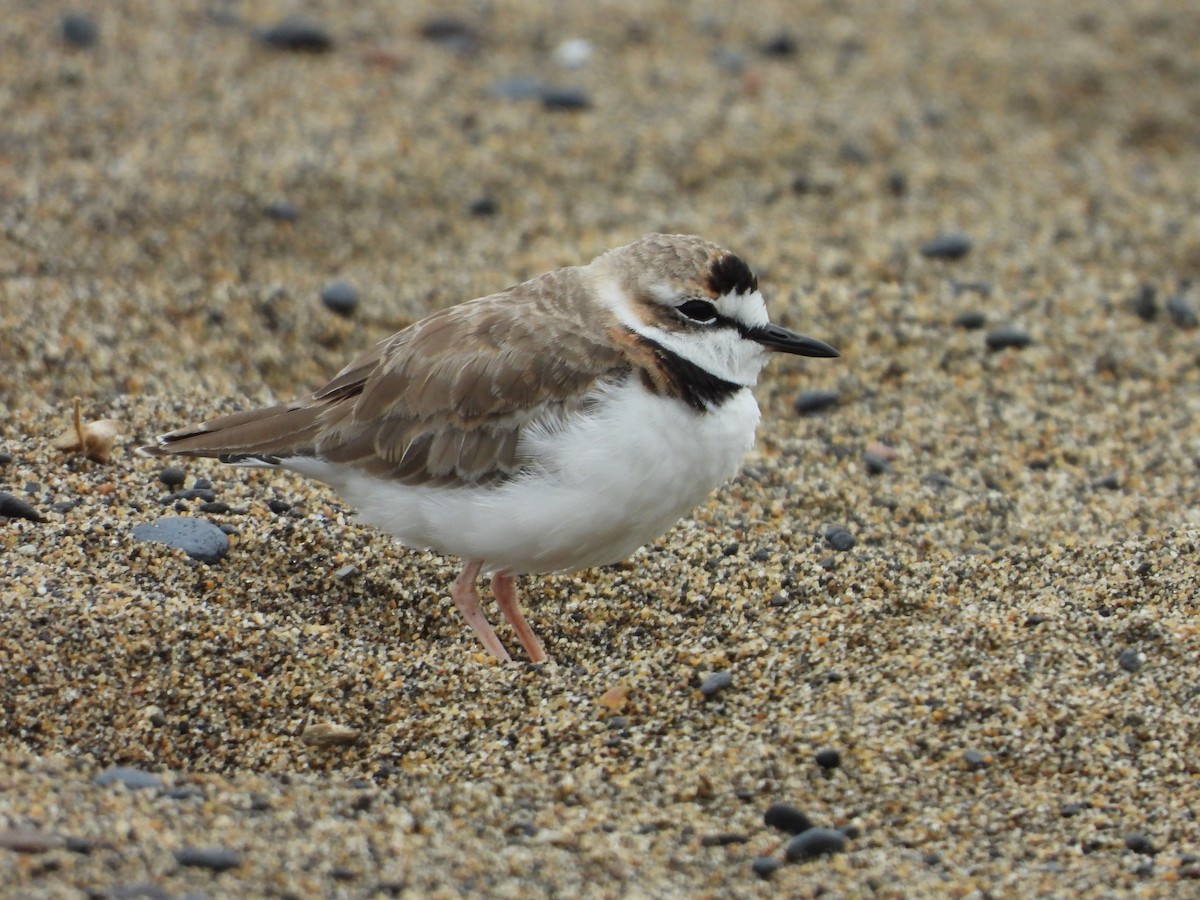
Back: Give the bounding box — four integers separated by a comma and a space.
141, 234, 838, 664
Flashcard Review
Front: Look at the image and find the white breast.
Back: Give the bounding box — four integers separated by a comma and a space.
294, 379, 762, 575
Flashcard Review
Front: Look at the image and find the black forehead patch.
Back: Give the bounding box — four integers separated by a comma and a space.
706, 253, 758, 296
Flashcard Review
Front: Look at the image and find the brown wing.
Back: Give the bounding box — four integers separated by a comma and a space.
146, 267, 630, 487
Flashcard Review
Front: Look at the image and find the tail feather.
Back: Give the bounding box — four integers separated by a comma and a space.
139, 403, 325, 461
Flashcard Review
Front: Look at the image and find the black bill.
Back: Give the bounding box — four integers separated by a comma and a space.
748, 324, 840, 358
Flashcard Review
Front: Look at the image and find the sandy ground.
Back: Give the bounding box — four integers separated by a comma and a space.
2, 1, 1199, 896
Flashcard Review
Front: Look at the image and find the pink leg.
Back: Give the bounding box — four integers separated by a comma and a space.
492, 569, 547, 664
450, 559, 512, 663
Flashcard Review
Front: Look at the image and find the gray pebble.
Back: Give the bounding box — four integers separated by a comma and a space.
761, 32, 799, 57
815, 748, 841, 769
264, 200, 300, 222
985, 326, 1032, 351
108, 883, 171, 900
963, 749, 990, 770
750, 857, 782, 879
920, 233, 972, 260
491, 77, 545, 100
1092, 474, 1121, 491
419, 16, 480, 53
61, 13, 99, 48
953, 311, 987, 330
784, 827, 847, 862
1131, 285, 1158, 322
1118, 648, 1144, 673
320, 279, 359, 317
863, 450, 892, 475
157, 467, 186, 487
763, 803, 814, 835
541, 87, 592, 111
0, 450, 12, 464
468, 196, 498, 217
824, 527, 856, 552
1166, 294, 1198, 329
1124, 833, 1157, 856
700, 670, 733, 698
174, 847, 243, 871
93, 766, 163, 790
793, 390, 840, 415
0, 491, 43, 523
132, 517, 229, 564
256, 16, 333, 53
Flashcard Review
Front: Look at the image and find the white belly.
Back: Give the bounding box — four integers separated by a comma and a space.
293, 380, 761, 575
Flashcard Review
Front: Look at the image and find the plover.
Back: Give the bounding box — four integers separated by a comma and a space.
141, 234, 838, 663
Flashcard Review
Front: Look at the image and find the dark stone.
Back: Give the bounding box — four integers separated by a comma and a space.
763, 804, 814, 835
985, 326, 1032, 350
700, 671, 733, 698
1092, 473, 1121, 490
920, 233, 972, 260
952, 280, 993, 297
541, 87, 592, 111
490, 77, 544, 100
887, 171, 908, 197
824, 527, 856, 552
61, 13, 99, 48
321, 279, 359, 317
132, 517, 229, 564
158, 467, 186, 487
174, 847, 243, 871
1060, 802, 1088, 817
793, 390, 840, 415
109, 883, 171, 900
193, 478, 213, 490
198, 501, 231, 514
838, 141, 870, 165
761, 32, 799, 57
784, 827, 847, 862
963, 749, 989, 770
468, 196, 498, 217
921, 472, 955, 489
264, 200, 301, 222
863, 451, 891, 475
257, 16, 333, 53
751, 856, 782, 879
419, 16, 479, 52
815, 748, 841, 769
0, 451, 12, 464
0, 491, 43, 522
953, 311, 987, 329
267, 499, 292, 514
1117, 648, 1144, 673
1131, 285, 1158, 321
1024, 614, 1050, 626
699, 832, 749, 847
94, 766, 163, 790
1166, 294, 1198, 329
1124, 833, 1157, 856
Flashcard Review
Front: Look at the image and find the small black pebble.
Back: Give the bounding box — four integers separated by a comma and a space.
751, 857, 782, 879
1092, 473, 1120, 490
1131, 285, 1158, 321
158, 467, 186, 487
468, 195, 498, 217
1166, 294, 1198, 329
920, 233, 972, 260
0, 451, 12, 465
824, 527, 856, 552
1117, 648, 1144, 673
784, 827, 847, 863
761, 32, 798, 57
985, 326, 1032, 351
419, 16, 479, 48
1124, 833, 1157, 856
953, 311, 987, 329
257, 16, 333, 53
1024, 614, 1049, 626
700, 833, 749, 847
540, 87, 592, 111
321, 279, 360, 317
700, 671, 733, 698
61, 13, 99, 48
174, 847, 243, 871
51, 500, 78, 514
886, 171, 908, 197
764, 803, 814, 835
863, 451, 891, 475
722, 542, 739, 557
192, 478, 213, 491
199, 502, 231, 515
268, 499, 292, 514
219, 524, 238, 535
0, 491, 44, 523
923, 852, 942, 866
921, 472, 955, 489
963, 749, 989, 770
1060, 802, 1088, 817
793, 390, 840, 415
814, 748, 841, 770
264, 200, 300, 222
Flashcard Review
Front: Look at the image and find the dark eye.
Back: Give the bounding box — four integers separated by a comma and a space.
678, 299, 718, 324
